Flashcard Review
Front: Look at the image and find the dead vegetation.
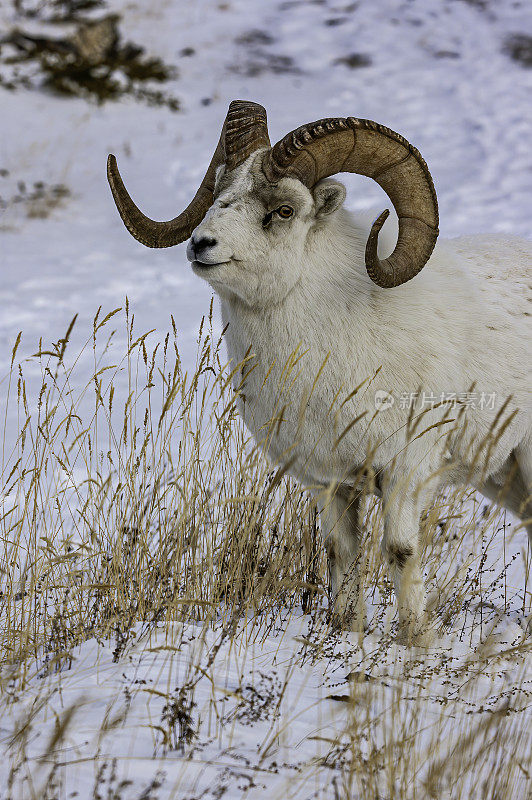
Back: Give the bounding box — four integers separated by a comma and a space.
231, 28, 301, 77
0, 178, 70, 220
0, 1, 179, 109
503, 33, 532, 68
0, 302, 530, 798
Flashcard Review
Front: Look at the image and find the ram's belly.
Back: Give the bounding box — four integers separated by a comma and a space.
236, 368, 521, 493
237, 379, 368, 488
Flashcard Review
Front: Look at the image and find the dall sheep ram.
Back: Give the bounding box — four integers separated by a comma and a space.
108, 100, 532, 642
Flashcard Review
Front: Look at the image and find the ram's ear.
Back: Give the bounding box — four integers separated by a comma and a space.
312, 179, 346, 218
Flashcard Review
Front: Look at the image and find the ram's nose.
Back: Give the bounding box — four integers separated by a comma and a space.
188, 234, 218, 262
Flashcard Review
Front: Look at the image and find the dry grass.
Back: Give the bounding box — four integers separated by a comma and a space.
0, 301, 324, 675
0, 302, 530, 799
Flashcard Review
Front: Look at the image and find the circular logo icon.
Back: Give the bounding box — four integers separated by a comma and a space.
374, 390, 394, 410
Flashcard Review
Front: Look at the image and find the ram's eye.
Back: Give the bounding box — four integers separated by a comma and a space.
276, 205, 294, 219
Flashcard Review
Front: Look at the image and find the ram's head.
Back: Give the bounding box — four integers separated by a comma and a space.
108, 100, 439, 303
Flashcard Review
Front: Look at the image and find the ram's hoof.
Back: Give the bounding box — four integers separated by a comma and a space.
396, 620, 434, 647
328, 608, 367, 634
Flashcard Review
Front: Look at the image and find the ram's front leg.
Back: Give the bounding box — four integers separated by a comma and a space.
318, 487, 365, 631
381, 482, 429, 644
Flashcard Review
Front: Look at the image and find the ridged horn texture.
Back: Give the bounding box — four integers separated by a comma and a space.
107, 100, 270, 248
224, 99, 270, 171
262, 117, 439, 287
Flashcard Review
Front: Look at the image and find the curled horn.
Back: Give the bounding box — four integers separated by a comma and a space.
262, 117, 438, 288
107, 100, 270, 249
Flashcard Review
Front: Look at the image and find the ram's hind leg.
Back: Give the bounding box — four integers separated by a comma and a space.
480, 447, 532, 549
318, 487, 365, 631
480, 444, 532, 634
515, 444, 532, 633
515, 442, 532, 552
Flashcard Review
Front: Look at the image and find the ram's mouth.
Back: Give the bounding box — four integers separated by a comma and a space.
192, 260, 230, 270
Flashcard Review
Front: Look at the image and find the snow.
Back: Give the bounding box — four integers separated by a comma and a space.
1, 593, 530, 798
0, 0, 531, 797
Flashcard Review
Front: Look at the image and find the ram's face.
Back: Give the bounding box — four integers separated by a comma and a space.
186, 152, 346, 307
108, 101, 439, 294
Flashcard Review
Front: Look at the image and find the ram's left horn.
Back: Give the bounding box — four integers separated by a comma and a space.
107, 100, 270, 249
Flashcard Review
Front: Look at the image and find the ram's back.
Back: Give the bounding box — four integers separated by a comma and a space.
448, 234, 532, 321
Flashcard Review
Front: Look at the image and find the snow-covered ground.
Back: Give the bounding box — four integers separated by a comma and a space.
1, 0, 531, 797
1, 0, 531, 391
3, 605, 531, 799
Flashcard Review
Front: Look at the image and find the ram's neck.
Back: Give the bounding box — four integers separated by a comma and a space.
219, 208, 377, 373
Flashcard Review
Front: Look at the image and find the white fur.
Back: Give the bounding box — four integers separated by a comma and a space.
187, 150, 532, 639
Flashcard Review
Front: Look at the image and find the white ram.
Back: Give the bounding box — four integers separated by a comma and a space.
108, 100, 532, 641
